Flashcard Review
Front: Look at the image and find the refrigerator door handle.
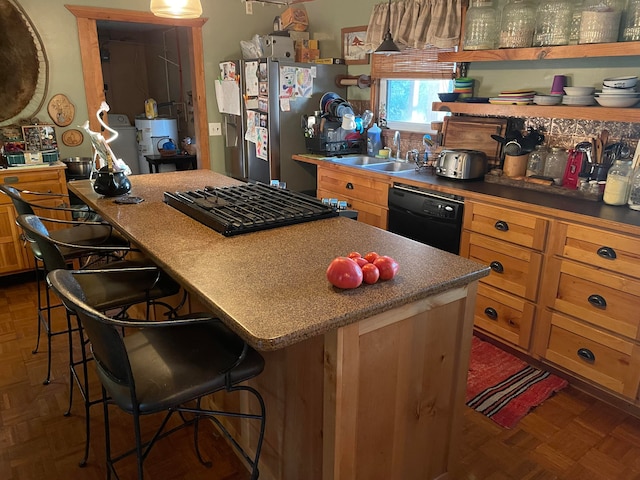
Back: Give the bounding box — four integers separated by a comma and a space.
224, 116, 238, 148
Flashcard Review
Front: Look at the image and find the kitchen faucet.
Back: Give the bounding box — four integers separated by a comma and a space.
393, 131, 401, 160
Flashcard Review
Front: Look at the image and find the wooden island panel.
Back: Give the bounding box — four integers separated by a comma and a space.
67, 171, 488, 480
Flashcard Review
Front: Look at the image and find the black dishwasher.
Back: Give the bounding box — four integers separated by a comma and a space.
388, 183, 464, 254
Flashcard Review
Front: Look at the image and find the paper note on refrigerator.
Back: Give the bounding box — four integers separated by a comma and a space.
214, 79, 241, 116
256, 126, 268, 161
245, 110, 258, 143
245, 61, 259, 97
280, 66, 296, 99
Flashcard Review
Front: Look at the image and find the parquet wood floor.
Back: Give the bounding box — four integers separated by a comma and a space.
2, 273, 640, 479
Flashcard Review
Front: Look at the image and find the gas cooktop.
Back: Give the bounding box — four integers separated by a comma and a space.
163, 183, 338, 236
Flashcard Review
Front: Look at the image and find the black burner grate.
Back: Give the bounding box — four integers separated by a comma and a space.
164, 183, 337, 236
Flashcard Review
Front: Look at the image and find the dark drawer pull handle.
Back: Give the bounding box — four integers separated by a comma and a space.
596, 246, 617, 260
3, 176, 19, 184
494, 220, 509, 232
577, 348, 595, 363
489, 261, 504, 274
346, 182, 354, 190
484, 307, 498, 320
587, 294, 607, 309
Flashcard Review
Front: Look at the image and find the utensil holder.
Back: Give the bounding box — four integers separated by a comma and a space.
503, 154, 528, 177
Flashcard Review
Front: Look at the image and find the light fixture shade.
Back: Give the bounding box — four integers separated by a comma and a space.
375, 31, 401, 55
374, 0, 401, 55
150, 0, 203, 19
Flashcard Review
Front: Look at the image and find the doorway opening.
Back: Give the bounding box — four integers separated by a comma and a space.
66, 5, 209, 170
97, 21, 194, 174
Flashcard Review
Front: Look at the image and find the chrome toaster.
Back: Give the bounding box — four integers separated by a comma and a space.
434, 149, 488, 180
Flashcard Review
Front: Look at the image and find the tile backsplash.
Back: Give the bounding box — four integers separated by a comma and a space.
385, 115, 639, 161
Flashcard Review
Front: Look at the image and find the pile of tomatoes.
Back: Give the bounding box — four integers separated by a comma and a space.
326, 251, 399, 289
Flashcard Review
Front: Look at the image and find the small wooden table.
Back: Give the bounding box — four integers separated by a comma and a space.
144, 154, 197, 173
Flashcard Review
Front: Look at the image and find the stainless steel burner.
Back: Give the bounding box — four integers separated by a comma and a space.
164, 183, 338, 236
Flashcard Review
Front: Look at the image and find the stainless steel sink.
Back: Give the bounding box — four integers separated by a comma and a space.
362, 162, 417, 173
330, 156, 391, 166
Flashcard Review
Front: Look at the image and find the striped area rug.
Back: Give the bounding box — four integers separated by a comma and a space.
466, 336, 568, 429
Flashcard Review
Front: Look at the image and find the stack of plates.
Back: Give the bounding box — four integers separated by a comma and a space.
561, 95, 596, 106
561, 85, 596, 106
595, 90, 640, 108
489, 89, 536, 105
533, 94, 562, 106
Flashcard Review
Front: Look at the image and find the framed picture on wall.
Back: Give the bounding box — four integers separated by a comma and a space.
342, 26, 369, 65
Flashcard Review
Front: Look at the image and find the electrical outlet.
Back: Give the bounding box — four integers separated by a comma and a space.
245, 1, 253, 15
209, 122, 222, 136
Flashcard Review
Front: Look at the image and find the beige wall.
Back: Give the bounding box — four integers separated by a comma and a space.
6, 1, 640, 172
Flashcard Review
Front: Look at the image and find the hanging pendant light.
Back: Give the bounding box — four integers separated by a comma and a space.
150, 0, 203, 19
375, 0, 400, 55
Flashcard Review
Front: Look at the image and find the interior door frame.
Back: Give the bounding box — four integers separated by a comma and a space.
66, 5, 210, 170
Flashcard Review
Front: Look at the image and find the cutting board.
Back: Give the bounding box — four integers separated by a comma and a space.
441, 116, 508, 168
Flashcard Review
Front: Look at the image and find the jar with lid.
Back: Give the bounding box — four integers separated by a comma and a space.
464, 0, 498, 50
542, 147, 568, 185
499, 0, 537, 48
579, 0, 624, 44
621, 0, 640, 41
627, 161, 640, 210
603, 159, 632, 205
526, 145, 549, 177
569, 0, 584, 44
533, 0, 574, 46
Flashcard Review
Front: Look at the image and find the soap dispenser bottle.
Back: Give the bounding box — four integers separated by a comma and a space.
367, 123, 382, 156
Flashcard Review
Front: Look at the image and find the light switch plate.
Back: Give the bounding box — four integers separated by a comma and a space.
209, 122, 222, 136
245, 1, 253, 14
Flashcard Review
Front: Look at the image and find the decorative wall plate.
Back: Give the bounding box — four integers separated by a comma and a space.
47, 93, 75, 127
61, 129, 83, 147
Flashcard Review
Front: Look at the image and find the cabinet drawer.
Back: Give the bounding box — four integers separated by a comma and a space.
317, 167, 388, 206
474, 283, 534, 350
551, 222, 640, 280
545, 257, 640, 341
317, 188, 387, 229
543, 310, 640, 399
463, 201, 548, 250
462, 231, 542, 301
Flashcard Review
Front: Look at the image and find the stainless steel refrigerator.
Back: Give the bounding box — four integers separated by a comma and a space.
221, 58, 347, 194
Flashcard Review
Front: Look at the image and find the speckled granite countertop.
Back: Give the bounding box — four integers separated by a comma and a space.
68, 170, 489, 351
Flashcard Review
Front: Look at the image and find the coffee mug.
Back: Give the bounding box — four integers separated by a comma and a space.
341, 113, 356, 131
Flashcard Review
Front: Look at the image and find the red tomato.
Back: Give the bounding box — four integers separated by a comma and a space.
373, 256, 399, 281
361, 263, 380, 284
326, 257, 363, 289
347, 251, 362, 260
364, 251, 380, 263
355, 257, 369, 268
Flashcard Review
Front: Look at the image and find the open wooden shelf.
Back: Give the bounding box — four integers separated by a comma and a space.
432, 102, 640, 122
438, 41, 640, 62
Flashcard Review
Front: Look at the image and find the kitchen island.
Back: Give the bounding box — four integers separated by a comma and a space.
68, 170, 489, 480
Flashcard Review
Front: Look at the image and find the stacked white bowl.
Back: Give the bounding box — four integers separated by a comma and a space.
562, 86, 596, 106
595, 76, 640, 108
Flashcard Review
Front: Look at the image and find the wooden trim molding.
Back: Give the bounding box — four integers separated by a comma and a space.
65, 5, 210, 170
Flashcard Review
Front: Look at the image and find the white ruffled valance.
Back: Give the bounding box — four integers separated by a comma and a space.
365, 0, 462, 51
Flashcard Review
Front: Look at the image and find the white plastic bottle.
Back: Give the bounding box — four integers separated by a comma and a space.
367, 123, 382, 156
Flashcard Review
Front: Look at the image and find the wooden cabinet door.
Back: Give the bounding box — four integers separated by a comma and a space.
0, 204, 28, 274
462, 231, 543, 301
463, 201, 548, 250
